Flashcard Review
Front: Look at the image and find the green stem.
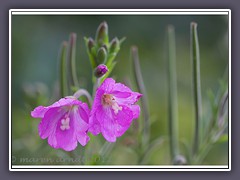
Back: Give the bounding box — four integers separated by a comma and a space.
131, 46, 150, 151
191, 22, 202, 156
59, 41, 68, 97
167, 25, 179, 162
68, 33, 79, 89
92, 78, 100, 98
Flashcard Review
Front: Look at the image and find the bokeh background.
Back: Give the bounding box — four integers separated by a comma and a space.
12, 14, 229, 165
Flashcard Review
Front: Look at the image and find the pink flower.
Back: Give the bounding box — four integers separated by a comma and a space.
31, 97, 90, 151
89, 78, 142, 142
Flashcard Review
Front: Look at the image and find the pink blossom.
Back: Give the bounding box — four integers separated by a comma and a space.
31, 97, 90, 151
89, 78, 142, 142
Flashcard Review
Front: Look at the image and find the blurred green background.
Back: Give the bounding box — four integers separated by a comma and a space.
12, 15, 229, 165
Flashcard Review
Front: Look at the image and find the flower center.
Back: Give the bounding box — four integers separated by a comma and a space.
102, 94, 122, 114
60, 115, 70, 131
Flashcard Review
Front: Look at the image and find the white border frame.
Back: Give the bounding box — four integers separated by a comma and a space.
9, 9, 231, 171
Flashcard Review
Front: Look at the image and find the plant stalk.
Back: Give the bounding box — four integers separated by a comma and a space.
73, 88, 93, 106
68, 33, 79, 89
59, 41, 68, 97
167, 25, 179, 162
191, 22, 202, 156
131, 46, 150, 151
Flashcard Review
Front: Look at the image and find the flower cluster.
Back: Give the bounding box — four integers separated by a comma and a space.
31, 78, 142, 151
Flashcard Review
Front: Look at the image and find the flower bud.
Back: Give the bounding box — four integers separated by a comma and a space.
97, 47, 107, 64
95, 21, 108, 45
94, 64, 108, 78
87, 37, 95, 51
109, 37, 120, 53
102, 44, 108, 52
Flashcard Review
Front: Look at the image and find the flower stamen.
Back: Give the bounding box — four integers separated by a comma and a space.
102, 94, 122, 114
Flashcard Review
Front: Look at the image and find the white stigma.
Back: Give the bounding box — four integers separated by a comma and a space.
60, 117, 70, 131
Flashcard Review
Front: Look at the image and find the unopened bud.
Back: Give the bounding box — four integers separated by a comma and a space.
96, 21, 108, 45
87, 37, 95, 51
102, 44, 108, 52
109, 37, 120, 53
94, 64, 108, 78
97, 47, 107, 64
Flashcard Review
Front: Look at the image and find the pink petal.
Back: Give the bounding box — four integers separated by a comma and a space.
71, 107, 90, 146
89, 88, 104, 136
50, 97, 78, 107
31, 97, 80, 118
78, 103, 90, 124
38, 107, 66, 139
114, 106, 133, 137
113, 82, 132, 92
55, 114, 78, 151
96, 107, 116, 142
76, 132, 90, 146
130, 105, 141, 119
89, 112, 101, 135
48, 132, 58, 149
111, 91, 131, 98
114, 123, 131, 137
115, 105, 134, 126
98, 78, 115, 93
31, 106, 49, 118
92, 89, 105, 110
71, 107, 89, 133
112, 83, 142, 104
